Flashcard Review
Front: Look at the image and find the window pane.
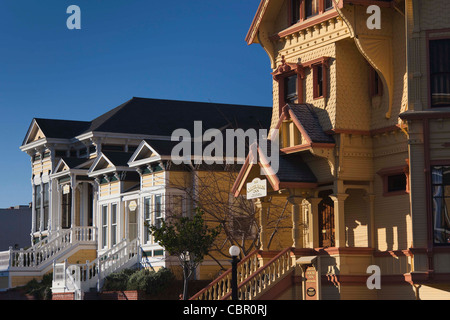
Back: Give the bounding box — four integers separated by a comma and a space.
432, 166, 450, 244
102, 206, 108, 248
291, 0, 300, 24
43, 184, 49, 230
111, 204, 117, 246
325, 0, 333, 10
430, 39, 450, 107
285, 75, 298, 103
61, 191, 72, 229
306, 0, 319, 18
35, 185, 41, 231
129, 210, 137, 240
155, 195, 162, 229
387, 174, 406, 192
317, 65, 323, 97
144, 197, 152, 243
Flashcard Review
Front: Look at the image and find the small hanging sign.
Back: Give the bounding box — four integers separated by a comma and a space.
246, 178, 267, 200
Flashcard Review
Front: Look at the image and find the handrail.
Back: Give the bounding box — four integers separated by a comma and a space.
189, 249, 262, 300
53, 238, 140, 295
221, 247, 294, 300
5, 227, 97, 270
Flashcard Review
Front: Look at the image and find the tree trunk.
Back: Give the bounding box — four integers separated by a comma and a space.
182, 265, 190, 300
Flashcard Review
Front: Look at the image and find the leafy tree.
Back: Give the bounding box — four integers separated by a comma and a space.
148, 208, 220, 300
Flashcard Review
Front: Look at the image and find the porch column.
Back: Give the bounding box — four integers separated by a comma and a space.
307, 198, 322, 248
288, 196, 304, 249
31, 182, 36, 244
363, 194, 376, 248
330, 194, 349, 248
70, 175, 76, 228
256, 198, 270, 250
57, 184, 62, 231
39, 181, 44, 235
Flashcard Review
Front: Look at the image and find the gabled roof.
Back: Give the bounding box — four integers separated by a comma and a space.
284, 104, 335, 144
22, 97, 272, 146
85, 97, 271, 137
53, 157, 95, 176
273, 104, 335, 152
231, 141, 317, 197
88, 151, 134, 176
128, 139, 179, 167
22, 118, 90, 146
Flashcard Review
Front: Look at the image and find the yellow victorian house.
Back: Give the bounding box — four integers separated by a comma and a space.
190, 0, 450, 300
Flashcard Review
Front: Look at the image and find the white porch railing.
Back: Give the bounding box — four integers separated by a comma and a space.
0, 227, 97, 271
52, 238, 140, 299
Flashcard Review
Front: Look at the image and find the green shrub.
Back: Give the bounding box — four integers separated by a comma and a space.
102, 268, 136, 291
102, 267, 175, 296
127, 268, 175, 295
24, 272, 53, 300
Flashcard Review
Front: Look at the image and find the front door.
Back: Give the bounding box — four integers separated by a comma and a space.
318, 190, 334, 247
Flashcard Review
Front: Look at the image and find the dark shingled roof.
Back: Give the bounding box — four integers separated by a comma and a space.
258, 142, 317, 183
287, 104, 335, 144
60, 157, 93, 169
87, 97, 271, 136
143, 139, 182, 157
26, 97, 272, 145
33, 119, 90, 140
102, 151, 135, 167
276, 153, 317, 183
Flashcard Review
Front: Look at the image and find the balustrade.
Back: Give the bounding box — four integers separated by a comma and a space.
190, 247, 295, 301
190, 249, 262, 300
52, 238, 140, 298
0, 226, 97, 270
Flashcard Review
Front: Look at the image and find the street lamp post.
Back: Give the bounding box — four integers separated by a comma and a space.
229, 245, 240, 301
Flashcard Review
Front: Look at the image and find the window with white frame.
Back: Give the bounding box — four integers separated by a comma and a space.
35, 184, 41, 231
102, 205, 108, 249
154, 195, 163, 229
111, 203, 118, 246
43, 183, 49, 231
144, 197, 152, 244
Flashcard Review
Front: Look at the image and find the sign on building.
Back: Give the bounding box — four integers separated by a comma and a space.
246, 178, 267, 200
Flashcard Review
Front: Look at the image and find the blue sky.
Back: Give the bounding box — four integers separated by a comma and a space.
0, 0, 273, 208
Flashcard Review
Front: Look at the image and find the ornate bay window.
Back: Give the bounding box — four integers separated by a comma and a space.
273, 56, 330, 115
273, 56, 305, 115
